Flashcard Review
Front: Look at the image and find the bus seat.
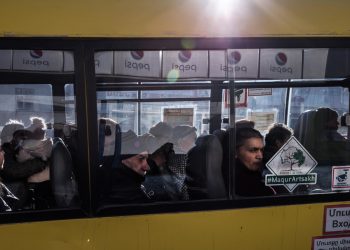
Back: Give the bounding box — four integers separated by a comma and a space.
50, 138, 79, 207
186, 134, 225, 200
293, 109, 334, 165
213, 129, 230, 195
60, 124, 79, 177
293, 109, 317, 154
97, 118, 121, 199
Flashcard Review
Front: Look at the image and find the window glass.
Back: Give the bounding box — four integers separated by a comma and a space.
140, 100, 210, 135
234, 86, 350, 198
236, 88, 287, 133
95, 47, 350, 208
141, 89, 210, 99
64, 84, 76, 125
0, 83, 80, 213
96, 87, 226, 206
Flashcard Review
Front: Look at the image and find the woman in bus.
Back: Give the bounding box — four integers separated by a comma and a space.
235, 127, 275, 196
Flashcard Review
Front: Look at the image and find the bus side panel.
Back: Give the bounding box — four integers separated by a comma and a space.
0, 202, 340, 250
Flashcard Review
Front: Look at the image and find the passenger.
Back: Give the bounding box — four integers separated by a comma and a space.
235, 127, 274, 196
145, 121, 178, 201
0, 117, 53, 209
106, 130, 153, 204
313, 107, 350, 164
167, 125, 197, 200
315, 107, 346, 142
143, 142, 180, 201
262, 123, 293, 194
263, 123, 293, 164
235, 119, 255, 130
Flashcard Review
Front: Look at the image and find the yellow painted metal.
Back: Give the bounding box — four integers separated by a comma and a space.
1, 0, 350, 38
0, 201, 347, 250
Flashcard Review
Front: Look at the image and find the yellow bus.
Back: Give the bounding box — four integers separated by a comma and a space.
1, 0, 350, 249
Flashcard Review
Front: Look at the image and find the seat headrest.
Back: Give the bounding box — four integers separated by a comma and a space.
186, 134, 225, 199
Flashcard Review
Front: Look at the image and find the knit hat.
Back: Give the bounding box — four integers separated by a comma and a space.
1, 121, 25, 145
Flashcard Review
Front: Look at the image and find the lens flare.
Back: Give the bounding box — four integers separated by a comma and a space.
181, 39, 196, 50
167, 69, 179, 82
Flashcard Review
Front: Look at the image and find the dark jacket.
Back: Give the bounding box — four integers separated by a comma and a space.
0, 142, 46, 181
235, 159, 274, 196
143, 159, 181, 201
106, 163, 150, 204
0, 182, 19, 212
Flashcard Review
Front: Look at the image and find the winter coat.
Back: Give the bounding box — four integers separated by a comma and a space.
0, 182, 19, 212
105, 163, 150, 204
235, 159, 275, 196
0, 142, 47, 181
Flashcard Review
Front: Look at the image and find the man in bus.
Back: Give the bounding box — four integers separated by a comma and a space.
235, 127, 275, 196
106, 130, 153, 204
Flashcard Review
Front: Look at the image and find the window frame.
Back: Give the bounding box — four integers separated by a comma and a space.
0, 38, 349, 223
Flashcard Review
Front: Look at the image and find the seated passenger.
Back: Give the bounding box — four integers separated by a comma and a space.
235, 127, 274, 196
167, 125, 197, 200
263, 123, 293, 164
143, 142, 180, 201
262, 123, 293, 194
235, 119, 255, 130
315, 107, 346, 142
106, 130, 153, 204
314, 107, 350, 164
0, 117, 53, 209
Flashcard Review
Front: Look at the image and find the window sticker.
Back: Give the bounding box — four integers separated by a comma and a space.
224, 89, 247, 108
332, 166, 350, 191
163, 108, 194, 127
265, 136, 318, 192
312, 235, 350, 250
324, 204, 350, 234
248, 88, 272, 96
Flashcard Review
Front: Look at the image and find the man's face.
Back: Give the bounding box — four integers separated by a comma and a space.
236, 138, 264, 171
122, 151, 150, 175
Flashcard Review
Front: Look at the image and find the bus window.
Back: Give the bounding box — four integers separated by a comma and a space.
64, 84, 76, 125
235, 86, 350, 197
234, 88, 288, 133
0, 84, 54, 128
0, 83, 80, 212
288, 86, 349, 129
96, 79, 227, 206
92, 46, 350, 212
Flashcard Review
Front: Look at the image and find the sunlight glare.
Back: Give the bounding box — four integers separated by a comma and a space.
212, 0, 240, 18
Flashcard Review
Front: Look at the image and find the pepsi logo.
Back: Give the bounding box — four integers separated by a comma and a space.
30, 50, 43, 59
275, 52, 287, 66
130, 51, 144, 60
228, 51, 241, 65
178, 50, 192, 63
